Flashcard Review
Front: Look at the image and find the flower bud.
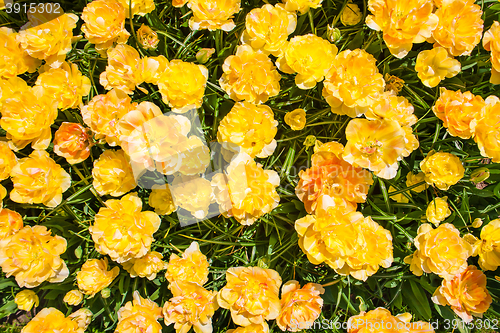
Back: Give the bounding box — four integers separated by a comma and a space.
341, 2, 362, 26
69, 308, 93, 330
137, 24, 159, 50
472, 218, 483, 228
196, 48, 215, 64
15, 290, 39, 311
100, 288, 111, 299
327, 25, 341, 43
304, 135, 316, 148
470, 167, 490, 183
64, 289, 84, 306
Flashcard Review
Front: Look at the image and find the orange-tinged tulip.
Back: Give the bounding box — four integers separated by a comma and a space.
432, 87, 485, 139
0, 27, 40, 79
188, 0, 241, 31
165, 242, 209, 286
343, 119, 406, 179
282, 0, 322, 15
472, 219, 500, 271
35, 62, 91, 110
432, 265, 492, 323
474, 96, 500, 162
15, 290, 39, 311
420, 151, 464, 190
483, 21, 500, 84
137, 24, 159, 50
415, 47, 461, 88
116, 0, 156, 17
241, 4, 296, 56
163, 281, 219, 333
0, 208, 23, 241
53, 123, 93, 165
10, 150, 71, 207
81, 88, 137, 146
0, 141, 17, 180
81, 0, 130, 54
284, 109, 306, 130
158, 59, 208, 112
92, 149, 137, 197
76, 258, 119, 297
365, 91, 417, 127
149, 185, 176, 215
0, 86, 58, 151
277, 281, 324, 332
116, 291, 163, 333
426, 197, 451, 226
0, 225, 69, 288
17, 10, 79, 67
220, 45, 281, 104
100, 44, 145, 94
432, 0, 483, 56
217, 266, 282, 326
123, 251, 166, 280
90, 193, 161, 263
277, 34, 337, 89
404, 223, 472, 280
217, 102, 278, 158
366, 0, 438, 58
323, 49, 385, 118
21, 308, 82, 333
63, 290, 84, 306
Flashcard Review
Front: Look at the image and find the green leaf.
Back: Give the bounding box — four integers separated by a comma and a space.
402, 280, 432, 320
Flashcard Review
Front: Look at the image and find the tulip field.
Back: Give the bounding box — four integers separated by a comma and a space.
1, 0, 500, 332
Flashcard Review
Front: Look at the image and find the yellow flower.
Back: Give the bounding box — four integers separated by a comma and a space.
0, 86, 58, 151
472, 218, 484, 228
483, 21, 500, 84
404, 223, 472, 280
241, 4, 297, 57
389, 186, 409, 203
282, 0, 322, 15
341, 2, 362, 26
116, 291, 163, 333
15, 290, 39, 311
277, 34, 337, 89
137, 24, 159, 50
0, 27, 40, 79
217, 102, 278, 158
426, 197, 452, 226
402, 126, 419, 158
35, 62, 91, 110
220, 45, 281, 104
0, 141, 17, 180
420, 151, 465, 190
76, 258, 119, 297
296, 141, 373, 214
323, 49, 385, 117
81, 88, 137, 146
92, 149, 136, 197
415, 47, 461, 88
100, 44, 145, 94
21, 308, 82, 333
366, 0, 438, 58
116, 0, 156, 17
432, 0, 483, 56
141, 55, 169, 85
170, 175, 214, 219
158, 59, 208, 112
284, 109, 306, 130
277, 281, 324, 332
149, 185, 176, 215
188, 0, 241, 31
343, 119, 406, 179
348, 308, 434, 333
228, 324, 269, 333
63, 290, 84, 306
81, 0, 130, 54
165, 242, 209, 286
69, 308, 93, 331
173, 0, 189, 7
10, 151, 71, 207
0, 184, 6, 210
53, 122, 93, 165
474, 96, 500, 162
218, 266, 282, 326
0, 225, 68, 288
0, 209, 23, 241
406, 172, 429, 193
432, 265, 492, 323
473, 219, 500, 271
0, 77, 30, 108
163, 281, 219, 333
366, 91, 417, 127
17, 10, 79, 67
432, 88, 485, 140
212, 153, 280, 225
90, 193, 161, 263
122, 251, 166, 280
